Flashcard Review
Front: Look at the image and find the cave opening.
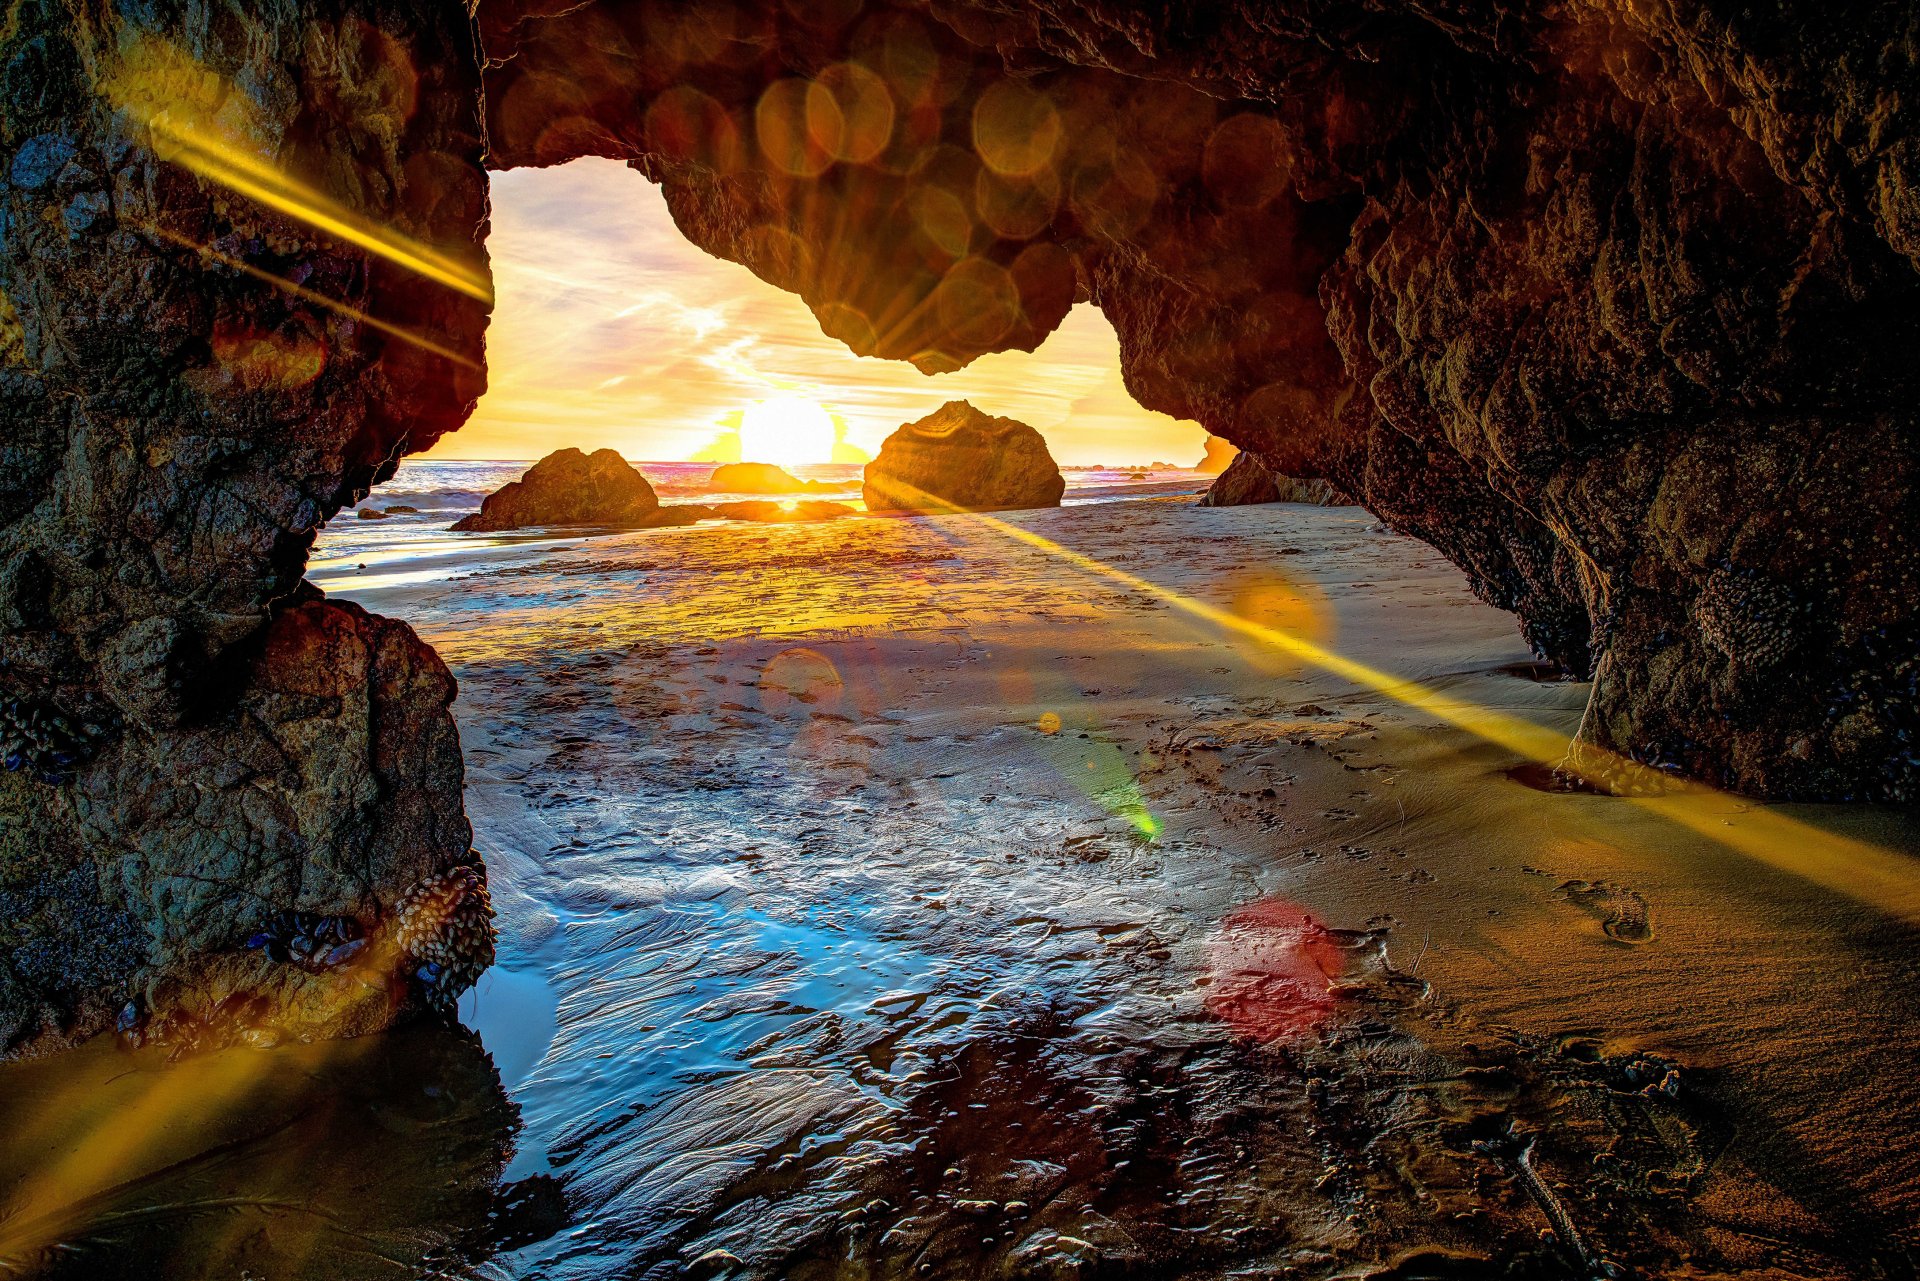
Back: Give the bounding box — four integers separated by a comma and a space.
7, 2, 1920, 1276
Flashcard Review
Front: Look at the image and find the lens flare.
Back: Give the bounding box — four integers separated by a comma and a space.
102, 39, 490, 303
144, 224, 481, 369
871, 477, 1920, 924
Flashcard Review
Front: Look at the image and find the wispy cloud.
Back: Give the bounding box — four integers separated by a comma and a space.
438, 158, 1205, 465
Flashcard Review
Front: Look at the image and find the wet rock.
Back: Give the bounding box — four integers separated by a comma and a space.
864, 401, 1065, 514
706, 462, 837, 495
452, 448, 660, 532
1200, 452, 1354, 508
1, 599, 473, 1057
391, 863, 497, 1011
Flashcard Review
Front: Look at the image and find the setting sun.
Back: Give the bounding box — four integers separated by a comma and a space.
738, 394, 837, 467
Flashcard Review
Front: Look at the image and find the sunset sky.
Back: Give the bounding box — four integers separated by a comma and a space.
432, 158, 1208, 466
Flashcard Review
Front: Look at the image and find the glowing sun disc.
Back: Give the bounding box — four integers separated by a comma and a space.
739, 394, 836, 467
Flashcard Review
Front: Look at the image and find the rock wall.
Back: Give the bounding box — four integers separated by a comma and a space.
1, 1, 491, 1053
481, 0, 1920, 801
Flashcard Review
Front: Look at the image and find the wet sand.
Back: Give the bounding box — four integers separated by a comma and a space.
6, 498, 1920, 1278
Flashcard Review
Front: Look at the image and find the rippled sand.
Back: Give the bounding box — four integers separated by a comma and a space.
6, 499, 1919, 1278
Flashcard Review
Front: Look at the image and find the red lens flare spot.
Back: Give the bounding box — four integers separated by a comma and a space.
1203, 898, 1343, 1043
758, 647, 844, 717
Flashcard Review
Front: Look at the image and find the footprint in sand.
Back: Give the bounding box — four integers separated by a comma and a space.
1557, 879, 1654, 944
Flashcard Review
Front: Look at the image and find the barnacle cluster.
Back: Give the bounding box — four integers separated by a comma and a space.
1, 696, 113, 783
391, 863, 496, 1010
1692, 568, 1797, 671
238, 864, 496, 1014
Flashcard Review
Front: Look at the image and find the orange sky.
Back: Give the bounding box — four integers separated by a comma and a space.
429, 158, 1208, 465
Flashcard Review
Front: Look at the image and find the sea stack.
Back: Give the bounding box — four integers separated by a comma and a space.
452, 448, 661, 531
863, 401, 1065, 513
1196, 436, 1238, 475
1199, 452, 1355, 507
705, 462, 837, 495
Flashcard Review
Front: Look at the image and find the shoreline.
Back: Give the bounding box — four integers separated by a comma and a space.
6, 494, 1918, 1278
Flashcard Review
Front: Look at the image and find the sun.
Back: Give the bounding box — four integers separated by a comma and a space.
738, 394, 837, 468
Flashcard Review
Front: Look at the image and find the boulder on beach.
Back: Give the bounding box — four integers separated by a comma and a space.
1199, 451, 1355, 507
451, 448, 660, 531
863, 400, 1065, 513
706, 462, 837, 495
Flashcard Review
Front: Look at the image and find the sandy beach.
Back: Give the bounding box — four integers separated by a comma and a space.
5, 490, 1917, 1278
293, 494, 1918, 1276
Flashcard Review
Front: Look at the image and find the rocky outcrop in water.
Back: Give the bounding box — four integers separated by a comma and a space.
1200, 453, 1354, 508
864, 401, 1065, 513
453, 448, 661, 531
706, 462, 837, 495
1, 598, 478, 1055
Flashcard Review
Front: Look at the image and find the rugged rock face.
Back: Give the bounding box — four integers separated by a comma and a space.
1200, 452, 1354, 508
706, 462, 837, 495
864, 400, 1066, 513
1, 0, 491, 1054
1, 598, 473, 1055
451, 447, 660, 531
479, 0, 1920, 801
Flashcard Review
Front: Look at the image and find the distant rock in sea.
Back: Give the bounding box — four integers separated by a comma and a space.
706, 462, 838, 495
863, 400, 1064, 513
1199, 451, 1355, 507
1196, 436, 1238, 475
357, 507, 389, 520
452, 448, 661, 531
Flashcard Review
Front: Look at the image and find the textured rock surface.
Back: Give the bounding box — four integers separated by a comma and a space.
1, 0, 490, 1054
1200, 452, 1353, 508
864, 400, 1066, 513
478, 0, 1920, 800
1, 598, 472, 1055
451, 447, 659, 531
706, 462, 836, 494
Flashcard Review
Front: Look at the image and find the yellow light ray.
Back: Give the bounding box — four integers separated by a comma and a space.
97, 36, 490, 306
0, 1046, 275, 1263
0, 943, 425, 1263
877, 480, 1920, 923
142, 113, 492, 303
143, 223, 481, 369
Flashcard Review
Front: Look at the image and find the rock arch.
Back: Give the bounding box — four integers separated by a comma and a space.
3, 0, 1917, 1053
